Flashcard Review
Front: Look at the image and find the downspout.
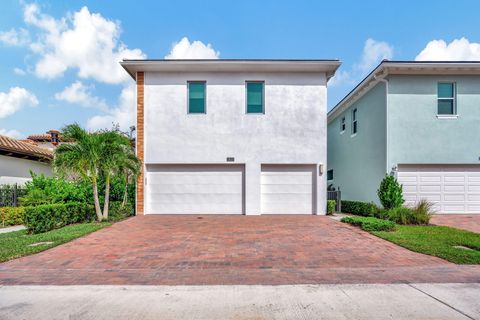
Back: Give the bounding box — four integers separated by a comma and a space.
375, 75, 390, 176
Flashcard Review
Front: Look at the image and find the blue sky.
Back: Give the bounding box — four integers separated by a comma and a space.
1, 0, 479, 139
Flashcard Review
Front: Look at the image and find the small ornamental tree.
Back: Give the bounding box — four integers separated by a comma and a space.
377, 174, 404, 210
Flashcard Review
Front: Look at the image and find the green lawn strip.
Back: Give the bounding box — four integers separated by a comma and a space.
373, 225, 480, 264
0, 222, 110, 263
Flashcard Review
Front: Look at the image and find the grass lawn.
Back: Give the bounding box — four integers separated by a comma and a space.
0, 222, 110, 262
373, 225, 480, 264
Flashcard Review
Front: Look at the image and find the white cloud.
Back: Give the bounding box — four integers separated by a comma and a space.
22, 3, 145, 84
86, 83, 135, 131
0, 28, 30, 46
330, 38, 394, 87
13, 68, 27, 75
416, 37, 480, 61
87, 36, 221, 130
55, 81, 108, 111
328, 70, 351, 87
0, 87, 38, 118
165, 37, 220, 59
358, 38, 393, 72
0, 128, 23, 139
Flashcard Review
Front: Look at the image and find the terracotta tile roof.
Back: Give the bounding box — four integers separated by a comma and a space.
27, 133, 52, 141
0, 135, 53, 159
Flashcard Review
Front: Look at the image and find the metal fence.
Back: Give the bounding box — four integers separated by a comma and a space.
0, 184, 27, 207
327, 190, 341, 212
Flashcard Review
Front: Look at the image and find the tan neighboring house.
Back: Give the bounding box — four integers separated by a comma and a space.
0, 135, 53, 185
23, 130, 63, 151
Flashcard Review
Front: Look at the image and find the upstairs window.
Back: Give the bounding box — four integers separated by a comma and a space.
437, 82, 456, 115
188, 81, 206, 114
327, 169, 334, 181
246, 82, 264, 114
352, 108, 358, 134
340, 116, 346, 132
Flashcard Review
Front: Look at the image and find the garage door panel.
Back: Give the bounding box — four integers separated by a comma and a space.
261, 165, 315, 214
444, 194, 465, 201
398, 164, 480, 214
402, 185, 417, 193
419, 185, 441, 192
444, 185, 465, 192
261, 172, 312, 185
150, 173, 241, 185
146, 165, 244, 214
149, 183, 241, 194
261, 184, 312, 193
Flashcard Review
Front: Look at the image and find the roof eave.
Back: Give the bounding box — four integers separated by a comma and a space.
328, 61, 480, 123
120, 59, 341, 80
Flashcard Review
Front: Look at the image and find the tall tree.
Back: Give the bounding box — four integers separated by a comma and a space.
54, 124, 104, 221
54, 124, 140, 221
97, 130, 133, 220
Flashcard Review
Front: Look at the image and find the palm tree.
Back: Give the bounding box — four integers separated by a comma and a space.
54, 124, 140, 221
97, 130, 133, 220
118, 151, 141, 208
54, 124, 104, 221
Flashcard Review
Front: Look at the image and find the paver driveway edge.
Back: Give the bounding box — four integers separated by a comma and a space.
1, 215, 479, 285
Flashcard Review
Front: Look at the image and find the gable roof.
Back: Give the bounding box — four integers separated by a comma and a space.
0, 135, 53, 160
120, 59, 341, 81
328, 60, 480, 123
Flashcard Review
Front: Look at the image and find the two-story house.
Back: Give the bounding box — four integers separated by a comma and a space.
121, 59, 340, 215
327, 61, 480, 214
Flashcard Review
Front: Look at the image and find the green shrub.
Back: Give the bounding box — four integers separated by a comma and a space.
108, 201, 134, 221
24, 202, 95, 234
341, 200, 380, 217
341, 216, 396, 232
21, 173, 90, 206
327, 200, 336, 215
0, 207, 25, 227
377, 174, 404, 210
411, 199, 434, 224
386, 200, 433, 225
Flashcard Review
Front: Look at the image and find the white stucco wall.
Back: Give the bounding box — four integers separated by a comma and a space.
144, 71, 328, 215
0, 155, 52, 185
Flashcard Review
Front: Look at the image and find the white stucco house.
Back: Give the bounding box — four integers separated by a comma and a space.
0, 135, 52, 185
121, 59, 340, 215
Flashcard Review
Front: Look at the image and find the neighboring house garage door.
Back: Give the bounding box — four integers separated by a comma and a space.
397, 164, 480, 214
261, 164, 316, 214
146, 164, 244, 214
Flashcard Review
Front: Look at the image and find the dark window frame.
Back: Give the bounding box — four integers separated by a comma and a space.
187, 81, 207, 114
245, 81, 265, 114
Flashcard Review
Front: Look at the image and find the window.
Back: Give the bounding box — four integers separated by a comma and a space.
246, 82, 264, 113
352, 108, 358, 134
340, 116, 346, 132
327, 169, 334, 181
437, 82, 456, 115
188, 81, 206, 114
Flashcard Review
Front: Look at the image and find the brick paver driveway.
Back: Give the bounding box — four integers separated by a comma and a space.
431, 214, 480, 233
1, 215, 479, 285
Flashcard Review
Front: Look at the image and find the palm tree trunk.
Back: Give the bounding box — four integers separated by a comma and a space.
121, 173, 129, 208
102, 174, 111, 220
92, 176, 103, 221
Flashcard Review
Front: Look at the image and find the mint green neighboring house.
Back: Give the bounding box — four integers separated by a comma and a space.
327, 61, 480, 214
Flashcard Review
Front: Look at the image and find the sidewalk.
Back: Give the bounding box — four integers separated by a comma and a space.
1, 283, 478, 319
0, 225, 25, 234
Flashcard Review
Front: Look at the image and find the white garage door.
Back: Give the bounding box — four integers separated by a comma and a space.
398, 164, 480, 214
146, 164, 244, 214
261, 164, 316, 214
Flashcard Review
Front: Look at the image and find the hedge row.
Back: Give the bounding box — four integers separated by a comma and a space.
341, 200, 380, 217
24, 202, 94, 234
0, 207, 25, 227
341, 216, 396, 232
